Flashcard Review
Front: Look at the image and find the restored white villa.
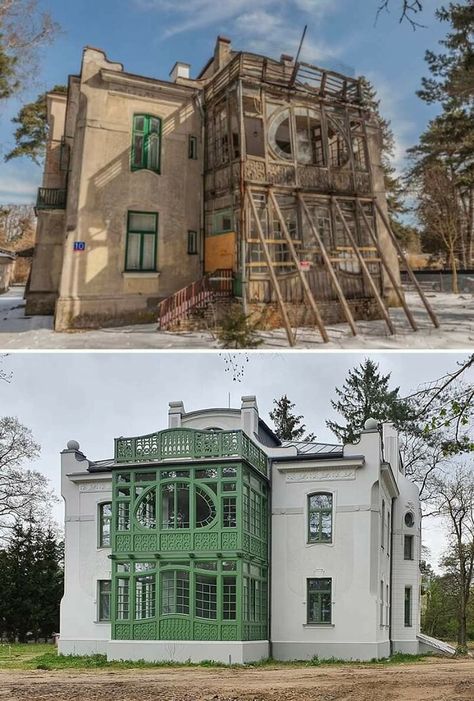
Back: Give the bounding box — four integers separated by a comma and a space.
59, 396, 434, 663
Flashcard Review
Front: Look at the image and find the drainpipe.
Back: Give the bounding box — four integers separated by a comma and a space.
195, 91, 206, 273
267, 456, 273, 660
389, 496, 394, 656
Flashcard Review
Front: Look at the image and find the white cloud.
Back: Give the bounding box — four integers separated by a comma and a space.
133, 0, 341, 62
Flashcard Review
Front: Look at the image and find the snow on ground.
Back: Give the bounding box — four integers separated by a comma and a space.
0, 286, 472, 350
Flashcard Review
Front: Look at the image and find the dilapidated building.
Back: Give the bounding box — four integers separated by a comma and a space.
27, 36, 437, 340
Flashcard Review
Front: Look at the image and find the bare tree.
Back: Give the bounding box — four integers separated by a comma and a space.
430, 466, 474, 651
0, 0, 59, 98
377, 1, 424, 29
0, 416, 53, 537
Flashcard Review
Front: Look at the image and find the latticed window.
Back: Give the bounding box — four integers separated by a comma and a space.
195, 487, 216, 527
117, 578, 129, 619
223, 496, 236, 528
135, 575, 155, 620
308, 493, 332, 543
195, 574, 217, 619
307, 578, 332, 624
98, 502, 112, 547
125, 211, 158, 272
161, 570, 189, 615
136, 488, 156, 529
223, 576, 237, 620
98, 580, 111, 621
294, 108, 325, 166
131, 114, 161, 173
327, 119, 350, 168
350, 121, 368, 171
117, 502, 130, 531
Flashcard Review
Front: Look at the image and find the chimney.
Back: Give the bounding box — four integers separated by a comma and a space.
214, 35, 232, 73
169, 62, 191, 83
241, 395, 259, 439
168, 401, 185, 428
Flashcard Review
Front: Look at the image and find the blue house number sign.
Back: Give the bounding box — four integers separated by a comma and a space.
73, 241, 86, 251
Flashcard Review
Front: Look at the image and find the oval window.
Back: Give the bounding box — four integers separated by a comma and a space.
195, 487, 217, 528
404, 511, 415, 528
268, 109, 293, 160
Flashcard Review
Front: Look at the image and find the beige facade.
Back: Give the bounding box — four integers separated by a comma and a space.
28, 36, 402, 331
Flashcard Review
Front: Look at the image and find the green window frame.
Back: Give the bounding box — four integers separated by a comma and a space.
188, 135, 198, 160
187, 230, 198, 255
135, 574, 156, 620
98, 580, 111, 622
125, 211, 158, 272
307, 578, 332, 624
308, 493, 332, 543
98, 502, 112, 547
131, 114, 162, 173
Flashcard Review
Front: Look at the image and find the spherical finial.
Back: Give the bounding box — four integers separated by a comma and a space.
364, 418, 378, 430
67, 439, 80, 451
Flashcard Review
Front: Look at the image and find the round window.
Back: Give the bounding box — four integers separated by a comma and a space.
268, 109, 293, 160
404, 511, 415, 528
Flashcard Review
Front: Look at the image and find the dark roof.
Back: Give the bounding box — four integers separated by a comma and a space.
281, 440, 343, 456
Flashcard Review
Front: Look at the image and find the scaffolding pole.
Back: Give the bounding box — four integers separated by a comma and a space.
333, 197, 396, 335
298, 193, 358, 336
357, 201, 418, 332
374, 201, 440, 329
268, 189, 329, 343
246, 187, 296, 347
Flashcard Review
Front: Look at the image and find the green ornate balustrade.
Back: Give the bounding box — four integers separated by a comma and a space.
114, 428, 268, 478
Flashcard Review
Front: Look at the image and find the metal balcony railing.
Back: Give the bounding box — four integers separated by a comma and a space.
36, 187, 67, 210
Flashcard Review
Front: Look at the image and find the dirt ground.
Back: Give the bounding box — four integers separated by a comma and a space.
0, 659, 473, 701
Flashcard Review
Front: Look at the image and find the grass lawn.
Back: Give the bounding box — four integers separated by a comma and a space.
0, 643, 442, 671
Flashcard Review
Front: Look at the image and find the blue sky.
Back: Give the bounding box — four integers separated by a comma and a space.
0, 0, 447, 204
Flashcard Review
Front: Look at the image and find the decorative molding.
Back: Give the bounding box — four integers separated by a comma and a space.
285, 469, 356, 483
78, 483, 112, 493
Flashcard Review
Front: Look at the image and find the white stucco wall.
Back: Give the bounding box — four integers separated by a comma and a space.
59, 447, 113, 656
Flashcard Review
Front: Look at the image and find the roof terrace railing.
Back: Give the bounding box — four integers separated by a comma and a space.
114, 428, 268, 477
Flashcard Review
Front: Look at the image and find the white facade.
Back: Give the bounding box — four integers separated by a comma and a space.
59, 397, 427, 662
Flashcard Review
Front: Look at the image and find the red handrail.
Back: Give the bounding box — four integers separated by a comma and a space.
158, 269, 233, 330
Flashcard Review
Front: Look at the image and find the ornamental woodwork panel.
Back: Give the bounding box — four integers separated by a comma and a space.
244, 159, 266, 182
221, 625, 238, 641
221, 532, 238, 550
133, 622, 156, 640
194, 531, 219, 550
160, 532, 192, 551
160, 618, 192, 640
193, 622, 219, 640
115, 534, 132, 552
114, 623, 132, 640
134, 533, 158, 552
268, 163, 295, 186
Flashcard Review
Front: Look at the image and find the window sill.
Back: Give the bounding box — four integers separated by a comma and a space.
93, 621, 111, 625
122, 271, 160, 279
303, 623, 335, 628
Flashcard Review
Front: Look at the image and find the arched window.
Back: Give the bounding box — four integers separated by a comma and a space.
131, 114, 162, 173
136, 487, 156, 529
308, 493, 333, 543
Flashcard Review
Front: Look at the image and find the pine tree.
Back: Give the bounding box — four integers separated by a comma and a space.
326, 359, 414, 443
270, 395, 316, 441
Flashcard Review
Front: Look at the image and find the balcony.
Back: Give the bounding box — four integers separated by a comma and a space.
36, 187, 67, 210
114, 428, 268, 477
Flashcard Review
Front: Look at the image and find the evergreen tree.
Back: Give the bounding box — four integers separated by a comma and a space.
0, 519, 63, 642
5, 85, 67, 164
270, 395, 316, 441
326, 359, 414, 443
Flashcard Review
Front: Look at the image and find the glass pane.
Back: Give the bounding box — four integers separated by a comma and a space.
195, 488, 216, 527
195, 574, 217, 619
117, 578, 129, 619
321, 513, 332, 540
126, 232, 141, 270
134, 116, 145, 132
135, 575, 155, 620
223, 576, 236, 620
162, 484, 175, 529
148, 134, 160, 171
149, 117, 160, 134
176, 484, 189, 528
142, 234, 156, 270
295, 113, 312, 164
133, 135, 144, 167
310, 494, 332, 509
129, 212, 156, 232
